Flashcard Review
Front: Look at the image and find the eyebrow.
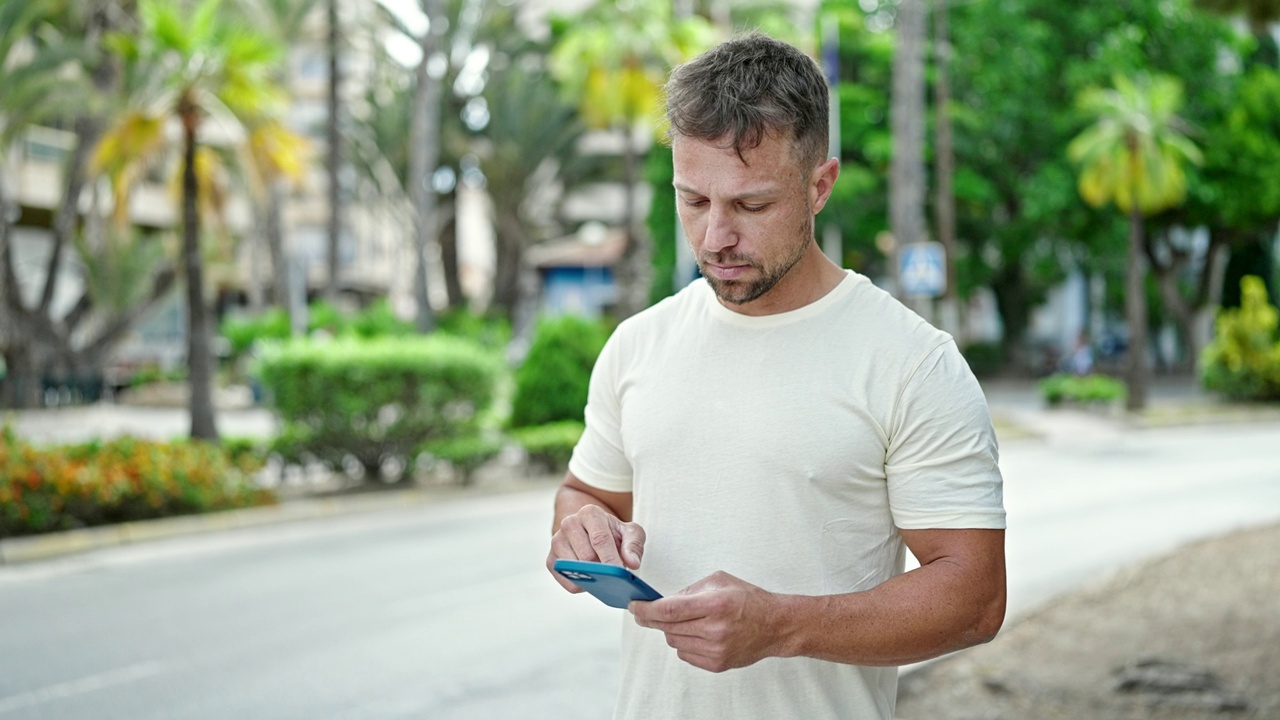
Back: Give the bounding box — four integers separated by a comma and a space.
672, 182, 783, 201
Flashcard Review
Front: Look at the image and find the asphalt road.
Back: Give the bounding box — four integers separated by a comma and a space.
2, 418, 1278, 719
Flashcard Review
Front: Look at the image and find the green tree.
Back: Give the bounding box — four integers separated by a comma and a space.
549, 0, 714, 318
96, 0, 289, 440
1068, 74, 1202, 410
1148, 65, 1280, 364
941, 0, 1242, 368
481, 43, 589, 322
1194, 0, 1280, 26
1, 0, 183, 410
230, 0, 321, 317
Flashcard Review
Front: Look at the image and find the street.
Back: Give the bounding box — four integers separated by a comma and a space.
2, 417, 1279, 719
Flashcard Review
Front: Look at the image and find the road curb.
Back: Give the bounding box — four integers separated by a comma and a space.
0, 478, 556, 566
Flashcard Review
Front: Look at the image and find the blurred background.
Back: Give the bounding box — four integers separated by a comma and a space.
1, 0, 1276, 430
1, 0, 1278, 717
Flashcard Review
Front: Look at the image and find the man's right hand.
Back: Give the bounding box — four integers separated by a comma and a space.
547, 504, 647, 594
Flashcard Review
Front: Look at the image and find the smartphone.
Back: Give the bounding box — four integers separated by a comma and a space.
553, 559, 663, 609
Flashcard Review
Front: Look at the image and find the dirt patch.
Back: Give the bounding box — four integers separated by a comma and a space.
896, 522, 1280, 720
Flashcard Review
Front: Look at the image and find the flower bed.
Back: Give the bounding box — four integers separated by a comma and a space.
0, 429, 274, 538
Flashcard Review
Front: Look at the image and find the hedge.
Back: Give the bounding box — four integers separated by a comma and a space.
0, 429, 273, 538
510, 420, 585, 474
256, 335, 505, 481
1039, 373, 1127, 406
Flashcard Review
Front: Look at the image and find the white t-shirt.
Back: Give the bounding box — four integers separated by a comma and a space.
569, 270, 1006, 720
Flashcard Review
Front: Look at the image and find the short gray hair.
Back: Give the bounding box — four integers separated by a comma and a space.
665, 32, 829, 170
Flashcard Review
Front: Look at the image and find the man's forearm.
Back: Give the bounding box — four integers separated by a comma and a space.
552, 483, 611, 534
772, 546, 1005, 666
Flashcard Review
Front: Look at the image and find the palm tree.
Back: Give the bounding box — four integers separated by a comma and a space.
1068, 74, 1202, 411
231, 0, 321, 316
0, 0, 114, 408
481, 45, 588, 322
549, 0, 713, 318
95, 0, 289, 440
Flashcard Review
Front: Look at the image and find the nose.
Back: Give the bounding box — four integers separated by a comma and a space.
701, 204, 737, 254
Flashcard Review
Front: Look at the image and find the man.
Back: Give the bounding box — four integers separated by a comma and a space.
547, 32, 1006, 719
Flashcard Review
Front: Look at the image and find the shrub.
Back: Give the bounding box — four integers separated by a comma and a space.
423, 433, 505, 485
0, 429, 274, 538
510, 421, 584, 473
1200, 276, 1280, 402
436, 309, 512, 352
510, 315, 610, 428
1039, 373, 1127, 406
306, 300, 349, 336
256, 336, 505, 481
221, 308, 292, 361
350, 299, 414, 339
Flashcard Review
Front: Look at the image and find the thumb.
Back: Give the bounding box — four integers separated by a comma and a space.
618, 522, 646, 569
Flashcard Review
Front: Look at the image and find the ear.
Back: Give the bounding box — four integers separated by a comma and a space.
808, 157, 840, 214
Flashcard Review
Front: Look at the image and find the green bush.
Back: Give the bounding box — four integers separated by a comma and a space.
1200, 276, 1280, 401
128, 365, 187, 388
221, 308, 292, 360
0, 429, 274, 538
510, 421, 584, 473
256, 336, 505, 481
1039, 373, 1127, 406
436, 309, 512, 351
962, 341, 1004, 378
510, 315, 610, 428
350, 299, 415, 339
423, 433, 505, 485
306, 300, 349, 336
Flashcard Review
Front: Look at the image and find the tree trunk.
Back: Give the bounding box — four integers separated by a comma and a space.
933, 0, 960, 340
182, 114, 219, 442
37, 1, 113, 318
265, 178, 293, 328
891, 0, 928, 301
438, 200, 463, 310
991, 262, 1034, 372
614, 127, 652, 319
325, 0, 343, 302
409, 0, 444, 332
491, 208, 528, 320
1191, 234, 1230, 356
1125, 203, 1149, 411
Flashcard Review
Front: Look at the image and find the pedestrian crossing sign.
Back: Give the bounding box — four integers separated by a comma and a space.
899, 242, 947, 298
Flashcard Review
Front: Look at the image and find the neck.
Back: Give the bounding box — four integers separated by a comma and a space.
720, 243, 846, 316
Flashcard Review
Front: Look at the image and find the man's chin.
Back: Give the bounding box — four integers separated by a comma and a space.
707, 277, 769, 305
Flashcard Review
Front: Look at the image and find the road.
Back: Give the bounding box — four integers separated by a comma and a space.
2, 417, 1278, 719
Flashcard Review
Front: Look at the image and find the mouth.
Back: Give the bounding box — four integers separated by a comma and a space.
706, 263, 751, 280
701, 256, 756, 281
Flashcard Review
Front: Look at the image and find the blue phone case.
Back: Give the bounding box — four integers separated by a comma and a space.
553, 559, 663, 608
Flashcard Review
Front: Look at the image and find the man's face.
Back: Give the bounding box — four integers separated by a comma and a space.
672, 132, 825, 310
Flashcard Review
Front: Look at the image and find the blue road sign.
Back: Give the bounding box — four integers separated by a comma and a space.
899, 242, 947, 297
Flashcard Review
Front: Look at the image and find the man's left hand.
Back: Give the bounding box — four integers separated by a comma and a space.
630, 571, 787, 673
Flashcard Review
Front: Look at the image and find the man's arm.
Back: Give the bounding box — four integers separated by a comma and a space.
631, 527, 1005, 672
547, 471, 646, 593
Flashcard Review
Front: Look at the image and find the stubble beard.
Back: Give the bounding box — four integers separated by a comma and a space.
698, 214, 813, 307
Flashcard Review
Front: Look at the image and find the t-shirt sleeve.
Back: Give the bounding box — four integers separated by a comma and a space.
567, 333, 634, 493
884, 339, 1006, 530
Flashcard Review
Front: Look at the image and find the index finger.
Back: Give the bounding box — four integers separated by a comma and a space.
576, 512, 625, 567
630, 594, 709, 625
